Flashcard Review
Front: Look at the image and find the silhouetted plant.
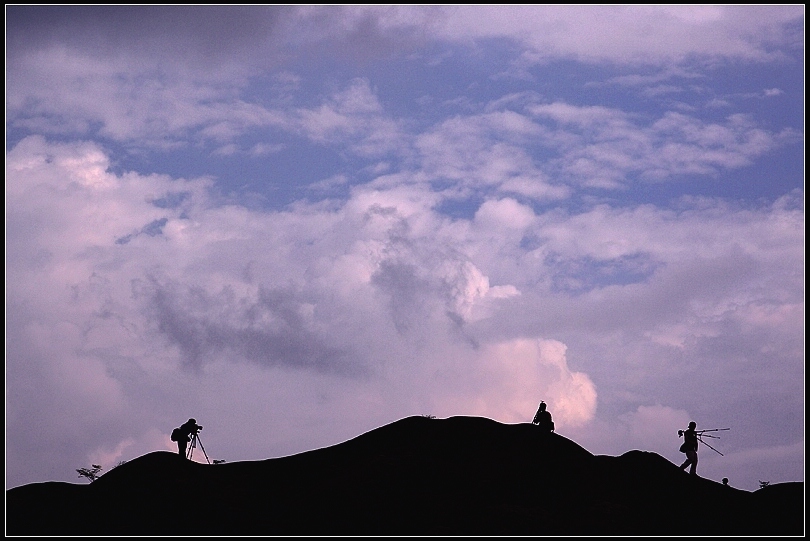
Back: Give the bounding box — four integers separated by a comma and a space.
213, 459, 226, 465
758, 480, 771, 488
76, 464, 103, 482
110, 460, 127, 470
422, 414, 436, 419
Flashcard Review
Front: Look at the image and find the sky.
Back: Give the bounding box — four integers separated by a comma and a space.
5, 6, 804, 493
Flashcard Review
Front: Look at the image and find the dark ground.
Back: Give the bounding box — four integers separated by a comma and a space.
6, 415, 805, 535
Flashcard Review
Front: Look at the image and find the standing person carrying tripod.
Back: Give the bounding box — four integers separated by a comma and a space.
678, 421, 699, 475
172, 418, 203, 459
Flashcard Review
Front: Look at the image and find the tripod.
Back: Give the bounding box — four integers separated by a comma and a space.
679, 427, 729, 456
695, 428, 730, 456
187, 431, 211, 464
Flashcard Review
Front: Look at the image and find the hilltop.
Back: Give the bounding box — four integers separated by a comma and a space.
6, 415, 804, 535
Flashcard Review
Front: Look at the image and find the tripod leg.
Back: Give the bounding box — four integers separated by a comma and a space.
196, 436, 211, 464
699, 438, 724, 456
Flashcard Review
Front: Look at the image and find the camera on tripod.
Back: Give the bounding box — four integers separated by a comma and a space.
187, 426, 210, 464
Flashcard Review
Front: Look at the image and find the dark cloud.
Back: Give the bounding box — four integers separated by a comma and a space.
371, 260, 434, 334
139, 278, 361, 376
287, 6, 436, 64
6, 5, 291, 70
6, 6, 437, 74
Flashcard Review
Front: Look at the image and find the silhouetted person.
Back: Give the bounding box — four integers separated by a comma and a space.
722, 477, 730, 487
175, 418, 202, 458
532, 401, 555, 432
678, 421, 699, 475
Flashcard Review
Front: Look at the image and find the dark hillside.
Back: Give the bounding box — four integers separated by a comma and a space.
6, 416, 804, 535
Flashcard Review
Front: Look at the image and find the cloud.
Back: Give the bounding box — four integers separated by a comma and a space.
309, 6, 733, 64
6, 116, 803, 489
427, 338, 597, 427
415, 111, 568, 200
295, 78, 405, 157
137, 278, 357, 374
474, 198, 536, 231
4, 7, 803, 492
9, 7, 802, 155
618, 404, 691, 454
6, 5, 292, 71
427, 5, 804, 64
274, 6, 805, 68
5, 136, 602, 485
7, 47, 287, 148
526, 103, 798, 186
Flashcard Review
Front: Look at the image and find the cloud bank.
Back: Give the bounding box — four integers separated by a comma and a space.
6, 6, 803, 492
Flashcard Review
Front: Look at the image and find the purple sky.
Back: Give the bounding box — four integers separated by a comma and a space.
6, 6, 804, 492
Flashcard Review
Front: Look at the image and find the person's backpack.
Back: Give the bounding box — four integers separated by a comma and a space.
170, 427, 182, 442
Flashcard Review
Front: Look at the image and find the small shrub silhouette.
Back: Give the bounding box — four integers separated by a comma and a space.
422, 414, 436, 419
758, 480, 771, 488
76, 464, 103, 482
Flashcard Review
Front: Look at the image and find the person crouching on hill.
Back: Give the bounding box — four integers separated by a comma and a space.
532, 401, 555, 433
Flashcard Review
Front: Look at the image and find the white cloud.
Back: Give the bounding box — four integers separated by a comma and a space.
415, 111, 567, 200
424, 5, 804, 64
295, 78, 405, 157
526, 102, 798, 185
7, 48, 285, 148
429, 338, 597, 427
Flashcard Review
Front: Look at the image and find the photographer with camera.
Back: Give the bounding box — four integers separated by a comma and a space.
174, 418, 203, 459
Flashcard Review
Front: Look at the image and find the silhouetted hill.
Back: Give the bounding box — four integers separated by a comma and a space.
6, 416, 804, 535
